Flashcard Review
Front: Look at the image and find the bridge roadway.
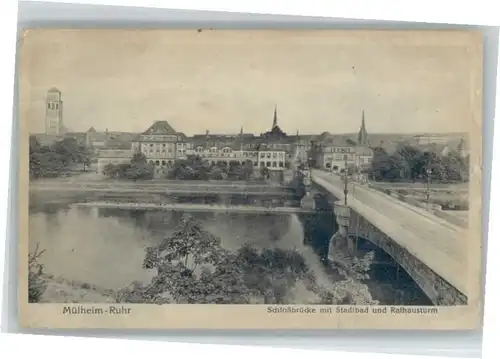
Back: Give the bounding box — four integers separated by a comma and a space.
30, 181, 287, 197
311, 170, 467, 297
71, 201, 319, 214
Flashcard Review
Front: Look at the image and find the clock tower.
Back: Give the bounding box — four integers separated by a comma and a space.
45, 87, 63, 135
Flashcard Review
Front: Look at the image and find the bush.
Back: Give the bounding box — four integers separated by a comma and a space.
28, 244, 47, 303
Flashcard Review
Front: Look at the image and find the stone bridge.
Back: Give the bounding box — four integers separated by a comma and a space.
308, 169, 468, 306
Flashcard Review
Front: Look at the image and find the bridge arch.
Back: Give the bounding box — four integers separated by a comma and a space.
343, 233, 433, 305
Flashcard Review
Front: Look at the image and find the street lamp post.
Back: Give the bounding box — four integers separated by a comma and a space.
328, 153, 353, 261
343, 154, 349, 205
426, 167, 432, 208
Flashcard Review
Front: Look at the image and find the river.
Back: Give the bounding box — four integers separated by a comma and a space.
28, 196, 432, 305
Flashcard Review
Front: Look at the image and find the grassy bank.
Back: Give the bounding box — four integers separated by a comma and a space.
39, 274, 117, 303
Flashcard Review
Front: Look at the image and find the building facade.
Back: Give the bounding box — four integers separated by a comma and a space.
414, 134, 447, 146
258, 150, 287, 170
185, 127, 260, 167
97, 149, 135, 173
131, 121, 191, 172
45, 88, 64, 136
313, 112, 374, 173
95, 106, 316, 176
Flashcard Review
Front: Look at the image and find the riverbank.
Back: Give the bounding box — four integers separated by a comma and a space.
39, 274, 117, 303
70, 201, 321, 214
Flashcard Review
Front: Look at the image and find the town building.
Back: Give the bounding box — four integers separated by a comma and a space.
257, 106, 295, 167
95, 105, 314, 176
97, 149, 135, 174
257, 150, 287, 170
45, 88, 64, 136
414, 134, 448, 146
85, 127, 110, 150
131, 121, 191, 176
312, 112, 374, 173
188, 128, 260, 167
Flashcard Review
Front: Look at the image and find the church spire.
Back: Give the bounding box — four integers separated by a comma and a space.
272, 105, 278, 128
357, 110, 369, 146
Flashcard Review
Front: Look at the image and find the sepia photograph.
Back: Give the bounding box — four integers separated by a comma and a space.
18, 29, 483, 329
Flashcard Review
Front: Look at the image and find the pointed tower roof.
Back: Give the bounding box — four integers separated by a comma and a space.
272, 105, 278, 128
87, 126, 97, 133
458, 137, 466, 151
357, 110, 369, 146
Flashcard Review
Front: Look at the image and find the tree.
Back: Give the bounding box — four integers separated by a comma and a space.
53, 137, 80, 166
102, 163, 118, 178
28, 244, 47, 303
208, 165, 225, 180
142, 214, 250, 304
370, 153, 409, 181
131, 152, 148, 165
396, 145, 425, 181
167, 156, 210, 180
125, 162, 154, 181
260, 166, 270, 179
242, 160, 254, 180
235, 245, 310, 304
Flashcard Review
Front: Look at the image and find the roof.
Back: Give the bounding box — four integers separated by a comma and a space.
87, 127, 97, 133
105, 139, 133, 150
317, 134, 357, 147
87, 132, 108, 143
261, 125, 287, 138
48, 87, 61, 93
190, 135, 260, 150
141, 121, 177, 135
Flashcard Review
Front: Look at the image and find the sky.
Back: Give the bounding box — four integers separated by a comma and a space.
19, 29, 480, 136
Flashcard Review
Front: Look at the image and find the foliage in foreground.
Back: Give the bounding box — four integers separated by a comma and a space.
117, 214, 378, 305
28, 244, 47, 303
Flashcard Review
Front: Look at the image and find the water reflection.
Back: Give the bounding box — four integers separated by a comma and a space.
29, 195, 432, 305
29, 205, 331, 297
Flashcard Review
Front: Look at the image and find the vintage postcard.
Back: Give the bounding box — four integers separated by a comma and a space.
18, 29, 483, 330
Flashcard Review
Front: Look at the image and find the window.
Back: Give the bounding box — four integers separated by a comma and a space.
266, 161, 271, 167
279, 161, 284, 168
326, 163, 331, 168
272, 161, 277, 167
162, 160, 166, 165
155, 160, 160, 165
150, 144, 154, 147
266, 153, 271, 158
273, 153, 277, 158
